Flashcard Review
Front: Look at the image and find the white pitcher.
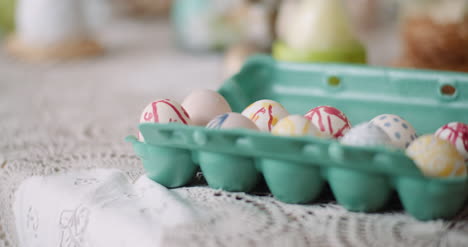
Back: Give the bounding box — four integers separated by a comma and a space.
16, 0, 91, 46
279, 0, 359, 51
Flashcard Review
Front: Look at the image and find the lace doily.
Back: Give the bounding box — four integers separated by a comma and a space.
1, 19, 468, 247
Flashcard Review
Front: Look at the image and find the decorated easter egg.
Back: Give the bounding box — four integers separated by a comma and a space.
241, 100, 289, 132
406, 135, 466, 178
138, 99, 191, 141
272, 115, 320, 137
435, 122, 468, 161
341, 122, 394, 147
207, 113, 259, 131
182, 89, 232, 126
304, 106, 351, 139
370, 114, 417, 149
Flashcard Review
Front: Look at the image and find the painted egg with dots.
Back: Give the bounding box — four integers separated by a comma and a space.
435, 122, 468, 161
341, 122, 394, 147
206, 113, 259, 131
370, 114, 417, 149
138, 99, 191, 141
304, 106, 351, 139
406, 135, 466, 178
241, 99, 289, 132
272, 115, 320, 137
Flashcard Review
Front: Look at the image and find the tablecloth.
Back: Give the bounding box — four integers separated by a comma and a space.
1, 19, 468, 247
14, 169, 202, 247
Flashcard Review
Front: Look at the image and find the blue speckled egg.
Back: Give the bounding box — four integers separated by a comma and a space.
370, 114, 417, 149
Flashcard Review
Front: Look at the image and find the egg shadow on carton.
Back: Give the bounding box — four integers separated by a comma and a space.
307, 188, 406, 216
187, 171, 273, 197
186, 171, 411, 215
300, 186, 407, 215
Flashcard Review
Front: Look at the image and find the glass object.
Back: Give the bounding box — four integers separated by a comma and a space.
171, 0, 276, 52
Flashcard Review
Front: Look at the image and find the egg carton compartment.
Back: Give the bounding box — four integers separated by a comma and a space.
128, 55, 468, 221
127, 125, 468, 221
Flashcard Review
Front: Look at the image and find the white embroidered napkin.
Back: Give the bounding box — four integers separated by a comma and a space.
14, 169, 199, 247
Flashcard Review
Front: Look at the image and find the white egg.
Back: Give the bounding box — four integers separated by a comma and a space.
341, 122, 393, 147
241, 99, 289, 132
182, 89, 232, 126
206, 113, 259, 131
272, 115, 320, 137
370, 114, 417, 149
138, 99, 191, 141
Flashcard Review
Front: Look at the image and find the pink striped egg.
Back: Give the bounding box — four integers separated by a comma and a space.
304, 106, 351, 139
435, 122, 468, 161
138, 99, 191, 141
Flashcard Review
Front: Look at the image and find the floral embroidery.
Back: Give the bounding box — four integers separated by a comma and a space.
59, 205, 90, 247
25, 206, 39, 239
74, 178, 99, 186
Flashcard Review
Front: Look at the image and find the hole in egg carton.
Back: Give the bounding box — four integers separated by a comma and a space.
327, 76, 342, 87
437, 80, 459, 101
440, 84, 457, 96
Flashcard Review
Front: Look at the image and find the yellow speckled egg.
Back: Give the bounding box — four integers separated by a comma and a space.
241, 99, 289, 132
406, 135, 466, 178
272, 115, 320, 137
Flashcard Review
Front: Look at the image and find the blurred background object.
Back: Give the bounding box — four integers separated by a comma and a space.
273, 0, 366, 64
171, 0, 277, 52
344, 0, 400, 66
83, 0, 114, 31
396, 0, 468, 72
0, 0, 113, 37
6, 0, 103, 61
275, 0, 298, 44
113, 0, 172, 17
2, 0, 467, 73
223, 42, 263, 79
0, 0, 16, 35
345, 0, 378, 31
344, 0, 398, 33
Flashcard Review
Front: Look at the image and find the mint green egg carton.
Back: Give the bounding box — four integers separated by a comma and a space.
127, 55, 468, 221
